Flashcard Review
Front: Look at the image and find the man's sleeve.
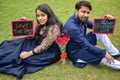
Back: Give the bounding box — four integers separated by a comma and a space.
66, 24, 106, 58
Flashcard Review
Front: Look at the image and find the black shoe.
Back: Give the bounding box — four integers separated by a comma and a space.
112, 51, 120, 59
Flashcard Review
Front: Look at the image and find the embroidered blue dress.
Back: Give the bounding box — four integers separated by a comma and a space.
0, 25, 61, 79
64, 14, 106, 68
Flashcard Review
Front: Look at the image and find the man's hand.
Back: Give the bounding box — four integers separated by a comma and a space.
104, 14, 113, 20
105, 52, 114, 64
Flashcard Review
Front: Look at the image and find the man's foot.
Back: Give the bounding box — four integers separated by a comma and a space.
101, 58, 120, 70
112, 51, 120, 59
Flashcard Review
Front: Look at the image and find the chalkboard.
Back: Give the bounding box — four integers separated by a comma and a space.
92, 18, 116, 34
11, 20, 34, 38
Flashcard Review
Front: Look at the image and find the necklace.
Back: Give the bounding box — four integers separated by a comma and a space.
40, 27, 46, 35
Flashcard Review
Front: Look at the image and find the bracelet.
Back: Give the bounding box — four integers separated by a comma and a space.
32, 50, 38, 55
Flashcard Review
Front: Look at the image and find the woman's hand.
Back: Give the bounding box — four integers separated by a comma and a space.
105, 52, 114, 64
20, 17, 27, 20
20, 51, 33, 59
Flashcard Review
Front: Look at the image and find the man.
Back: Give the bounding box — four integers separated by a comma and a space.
64, 0, 120, 69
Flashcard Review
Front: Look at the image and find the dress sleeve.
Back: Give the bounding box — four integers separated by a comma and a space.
33, 25, 60, 54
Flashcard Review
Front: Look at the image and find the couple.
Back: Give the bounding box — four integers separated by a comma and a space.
0, 0, 120, 79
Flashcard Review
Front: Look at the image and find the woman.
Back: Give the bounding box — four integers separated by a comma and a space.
0, 4, 62, 79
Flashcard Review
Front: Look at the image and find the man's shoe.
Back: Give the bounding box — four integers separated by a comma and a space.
112, 51, 120, 59
101, 58, 120, 70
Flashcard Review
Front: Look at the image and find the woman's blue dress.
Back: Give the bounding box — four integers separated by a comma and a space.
0, 38, 61, 79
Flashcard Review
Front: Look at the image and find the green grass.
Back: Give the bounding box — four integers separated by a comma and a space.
0, 0, 120, 80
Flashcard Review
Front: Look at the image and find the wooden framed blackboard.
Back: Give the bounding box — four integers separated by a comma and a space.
92, 18, 116, 34
11, 20, 34, 38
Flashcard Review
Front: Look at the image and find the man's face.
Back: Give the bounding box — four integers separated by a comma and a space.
76, 6, 91, 24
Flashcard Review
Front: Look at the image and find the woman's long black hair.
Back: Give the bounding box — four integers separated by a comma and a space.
34, 4, 63, 41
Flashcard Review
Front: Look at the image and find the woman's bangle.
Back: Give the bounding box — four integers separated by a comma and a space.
32, 50, 38, 55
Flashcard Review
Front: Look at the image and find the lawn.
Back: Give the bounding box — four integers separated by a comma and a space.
0, 0, 120, 80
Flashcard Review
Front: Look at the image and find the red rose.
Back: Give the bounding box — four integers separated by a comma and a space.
56, 35, 69, 45
56, 35, 69, 64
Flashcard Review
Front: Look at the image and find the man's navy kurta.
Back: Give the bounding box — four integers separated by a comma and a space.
64, 14, 106, 68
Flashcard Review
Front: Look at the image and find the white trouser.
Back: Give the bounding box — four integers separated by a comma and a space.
96, 34, 120, 69
76, 34, 120, 69
96, 34, 119, 56
101, 58, 120, 69
76, 58, 120, 70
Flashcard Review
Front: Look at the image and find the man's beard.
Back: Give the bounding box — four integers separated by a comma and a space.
77, 15, 88, 24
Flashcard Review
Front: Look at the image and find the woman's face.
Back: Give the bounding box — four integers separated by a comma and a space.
36, 10, 48, 25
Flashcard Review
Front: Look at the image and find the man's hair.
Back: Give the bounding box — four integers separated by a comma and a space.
75, 0, 92, 10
